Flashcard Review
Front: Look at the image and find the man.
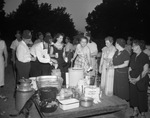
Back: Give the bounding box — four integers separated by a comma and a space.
30, 35, 57, 76
85, 32, 98, 76
10, 31, 22, 79
34, 32, 44, 45
16, 30, 36, 82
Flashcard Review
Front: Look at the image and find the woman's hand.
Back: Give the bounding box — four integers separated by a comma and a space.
129, 76, 140, 85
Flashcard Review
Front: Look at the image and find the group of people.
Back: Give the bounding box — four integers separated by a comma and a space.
0, 29, 150, 117
99, 36, 149, 118
9, 30, 98, 86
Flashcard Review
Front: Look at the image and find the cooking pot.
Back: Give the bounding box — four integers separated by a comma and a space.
39, 87, 58, 102
36, 75, 63, 92
80, 97, 93, 107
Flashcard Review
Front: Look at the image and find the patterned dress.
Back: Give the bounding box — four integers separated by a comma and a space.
74, 44, 90, 74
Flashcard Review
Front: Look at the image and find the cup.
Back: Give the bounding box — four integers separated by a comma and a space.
55, 53, 58, 58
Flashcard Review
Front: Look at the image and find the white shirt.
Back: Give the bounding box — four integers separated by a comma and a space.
30, 42, 50, 63
87, 41, 98, 56
10, 39, 20, 50
16, 40, 31, 63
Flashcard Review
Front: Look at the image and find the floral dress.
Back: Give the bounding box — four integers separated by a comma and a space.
74, 44, 90, 74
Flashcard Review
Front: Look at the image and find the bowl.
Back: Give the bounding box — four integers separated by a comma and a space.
80, 97, 93, 107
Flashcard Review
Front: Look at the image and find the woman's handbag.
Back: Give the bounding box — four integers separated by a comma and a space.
136, 74, 149, 91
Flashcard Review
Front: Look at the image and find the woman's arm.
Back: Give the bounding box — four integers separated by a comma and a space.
49, 46, 55, 58
87, 49, 91, 66
114, 60, 129, 69
63, 47, 66, 59
141, 63, 149, 78
72, 48, 77, 61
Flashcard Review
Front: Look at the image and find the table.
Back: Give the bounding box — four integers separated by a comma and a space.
33, 95, 128, 118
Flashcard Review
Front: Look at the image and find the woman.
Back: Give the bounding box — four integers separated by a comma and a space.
72, 36, 91, 75
99, 36, 116, 96
129, 40, 149, 118
113, 38, 130, 100
51, 33, 67, 85
0, 35, 8, 101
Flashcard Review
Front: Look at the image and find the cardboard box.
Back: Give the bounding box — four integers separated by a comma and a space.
59, 98, 79, 110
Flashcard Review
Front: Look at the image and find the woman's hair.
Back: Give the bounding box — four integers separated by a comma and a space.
132, 39, 145, 51
105, 36, 114, 44
54, 33, 64, 42
116, 38, 126, 48
80, 36, 88, 43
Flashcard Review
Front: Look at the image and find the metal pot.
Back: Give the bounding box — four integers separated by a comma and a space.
80, 97, 93, 107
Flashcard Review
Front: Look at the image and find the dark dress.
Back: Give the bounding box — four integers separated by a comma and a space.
113, 49, 130, 100
52, 45, 68, 85
129, 52, 149, 112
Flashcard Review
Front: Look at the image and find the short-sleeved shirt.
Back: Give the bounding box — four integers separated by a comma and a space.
10, 39, 20, 51
129, 52, 149, 78
113, 49, 130, 72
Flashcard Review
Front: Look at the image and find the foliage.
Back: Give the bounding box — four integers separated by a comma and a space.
3, 0, 77, 45
86, 0, 149, 42
0, 0, 5, 35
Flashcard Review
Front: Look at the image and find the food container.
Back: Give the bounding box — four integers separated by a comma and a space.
36, 75, 63, 92
68, 68, 84, 87
80, 97, 93, 107
59, 98, 79, 110
39, 87, 58, 102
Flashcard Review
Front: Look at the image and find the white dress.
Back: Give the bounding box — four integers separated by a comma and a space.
0, 40, 6, 86
100, 46, 116, 96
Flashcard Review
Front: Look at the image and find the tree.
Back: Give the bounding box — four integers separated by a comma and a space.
0, 0, 6, 35
5, 0, 77, 42
86, 0, 149, 42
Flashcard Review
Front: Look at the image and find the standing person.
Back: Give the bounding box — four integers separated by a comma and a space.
64, 36, 73, 63
125, 36, 133, 55
16, 30, 36, 82
113, 38, 130, 100
51, 33, 67, 85
30, 35, 56, 76
0, 33, 8, 100
71, 36, 91, 75
34, 32, 44, 45
99, 36, 116, 96
10, 31, 22, 79
85, 32, 98, 77
129, 40, 149, 118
